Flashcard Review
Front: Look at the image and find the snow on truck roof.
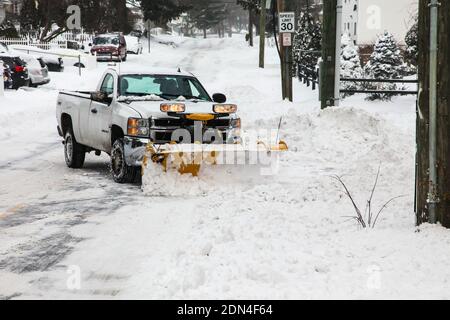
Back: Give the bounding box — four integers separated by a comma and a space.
108, 66, 194, 77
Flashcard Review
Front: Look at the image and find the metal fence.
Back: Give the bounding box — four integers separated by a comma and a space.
295, 50, 321, 91
340, 78, 418, 96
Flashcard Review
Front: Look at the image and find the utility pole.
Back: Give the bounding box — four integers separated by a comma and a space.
416, 0, 450, 227
334, 0, 343, 107
0, 63, 4, 97
147, 20, 151, 54
277, 0, 286, 99
259, 0, 267, 68
320, 0, 338, 109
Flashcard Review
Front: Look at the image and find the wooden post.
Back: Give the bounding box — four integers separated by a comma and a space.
320, 0, 337, 109
416, 0, 450, 227
259, 0, 266, 68
285, 0, 293, 102
278, 0, 286, 99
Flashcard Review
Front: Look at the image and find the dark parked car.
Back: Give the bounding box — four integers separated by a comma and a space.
0, 54, 29, 89
42, 56, 64, 72
90, 33, 127, 62
2, 60, 13, 89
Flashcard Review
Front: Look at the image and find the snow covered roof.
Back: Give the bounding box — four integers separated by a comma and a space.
112, 66, 194, 77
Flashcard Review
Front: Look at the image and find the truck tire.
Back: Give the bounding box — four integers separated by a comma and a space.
64, 129, 86, 169
111, 138, 140, 183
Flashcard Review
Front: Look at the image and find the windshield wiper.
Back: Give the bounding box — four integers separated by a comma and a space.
160, 93, 207, 101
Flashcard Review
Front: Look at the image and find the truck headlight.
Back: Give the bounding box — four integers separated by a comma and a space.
128, 118, 149, 137
231, 118, 241, 129
160, 103, 185, 113
214, 104, 238, 114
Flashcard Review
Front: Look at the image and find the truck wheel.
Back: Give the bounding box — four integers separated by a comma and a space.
111, 139, 140, 183
64, 129, 85, 168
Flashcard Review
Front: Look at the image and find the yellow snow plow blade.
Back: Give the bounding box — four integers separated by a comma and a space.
142, 141, 289, 177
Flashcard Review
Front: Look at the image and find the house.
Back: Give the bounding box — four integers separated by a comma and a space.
0, 0, 9, 24
1, 0, 21, 16
127, 2, 144, 31
342, 0, 417, 45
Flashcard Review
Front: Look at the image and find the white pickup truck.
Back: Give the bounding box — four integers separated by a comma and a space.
56, 67, 241, 183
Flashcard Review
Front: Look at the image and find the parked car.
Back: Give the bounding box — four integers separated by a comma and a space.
129, 30, 143, 38
125, 35, 143, 54
56, 67, 240, 183
9, 45, 65, 72
49, 48, 92, 68
2, 60, 13, 89
0, 42, 9, 54
90, 33, 127, 62
19, 53, 50, 87
43, 55, 65, 72
0, 53, 29, 89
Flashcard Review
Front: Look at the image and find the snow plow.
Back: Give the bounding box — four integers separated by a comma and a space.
142, 139, 289, 177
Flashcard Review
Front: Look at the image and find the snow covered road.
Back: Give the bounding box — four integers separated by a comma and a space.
1, 36, 450, 300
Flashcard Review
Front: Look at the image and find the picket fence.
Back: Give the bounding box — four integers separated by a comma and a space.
0, 31, 95, 51
0, 38, 68, 50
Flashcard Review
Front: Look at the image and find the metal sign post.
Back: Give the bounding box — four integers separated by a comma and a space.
147, 20, 151, 54
0, 62, 4, 97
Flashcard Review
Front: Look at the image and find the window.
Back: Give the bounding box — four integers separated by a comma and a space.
100, 74, 114, 95
94, 36, 120, 45
119, 75, 211, 101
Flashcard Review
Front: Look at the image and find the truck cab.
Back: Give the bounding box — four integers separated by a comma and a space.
56, 67, 241, 183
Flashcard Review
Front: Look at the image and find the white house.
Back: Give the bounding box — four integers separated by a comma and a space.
0, 0, 9, 24
342, 0, 418, 45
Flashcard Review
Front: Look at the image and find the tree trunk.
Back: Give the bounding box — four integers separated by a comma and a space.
203, 28, 207, 39
249, 9, 254, 47
259, 1, 266, 68
417, 0, 450, 227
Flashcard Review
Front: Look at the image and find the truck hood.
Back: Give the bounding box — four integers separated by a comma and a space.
123, 100, 223, 118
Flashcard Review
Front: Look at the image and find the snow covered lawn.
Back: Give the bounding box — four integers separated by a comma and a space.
0, 36, 449, 300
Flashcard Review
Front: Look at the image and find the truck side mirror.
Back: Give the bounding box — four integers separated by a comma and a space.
91, 92, 112, 105
213, 93, 227, 103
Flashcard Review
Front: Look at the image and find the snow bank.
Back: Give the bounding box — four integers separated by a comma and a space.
136, 104, 421, 299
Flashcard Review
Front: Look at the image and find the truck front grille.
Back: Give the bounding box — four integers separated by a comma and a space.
153, 117, 231, 129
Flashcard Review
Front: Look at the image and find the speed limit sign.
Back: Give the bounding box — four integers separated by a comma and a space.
279, 12, 295, 33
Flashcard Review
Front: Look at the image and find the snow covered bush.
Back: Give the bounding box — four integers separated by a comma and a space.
364, 32, 407, 101
333, 167, 404, 229
405, 16, 418, 74
292, 12, 322, 79
340, 34, 363, 98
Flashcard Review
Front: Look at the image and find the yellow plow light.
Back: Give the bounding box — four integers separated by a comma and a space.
186, 114, 216, 121
213, 104, 238, 114
160, 103, 186, 113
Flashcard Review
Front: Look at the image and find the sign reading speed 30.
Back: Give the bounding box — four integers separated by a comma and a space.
278, 12, 296, 33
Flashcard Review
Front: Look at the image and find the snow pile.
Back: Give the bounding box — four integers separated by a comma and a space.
135, 105, 418, 299
142, 162, 211, 197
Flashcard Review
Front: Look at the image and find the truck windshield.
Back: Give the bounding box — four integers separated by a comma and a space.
119, 75, 212, 101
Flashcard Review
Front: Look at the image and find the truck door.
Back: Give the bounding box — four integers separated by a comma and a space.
89, 73, 114, 152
